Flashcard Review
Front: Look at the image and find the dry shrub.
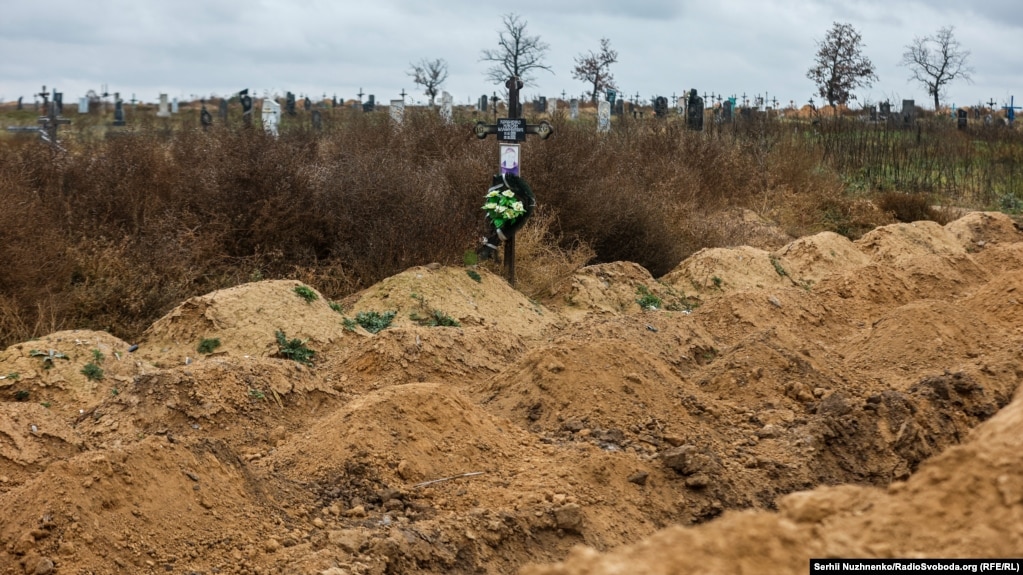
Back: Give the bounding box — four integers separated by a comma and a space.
876, 191, 948, 224
505, 207, 595, 300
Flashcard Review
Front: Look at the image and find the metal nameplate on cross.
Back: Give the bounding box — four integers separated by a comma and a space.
473, 77, 553, 144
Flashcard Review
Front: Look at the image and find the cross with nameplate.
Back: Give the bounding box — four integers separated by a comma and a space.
37, 88, 71, 147
472, 76, 553, 286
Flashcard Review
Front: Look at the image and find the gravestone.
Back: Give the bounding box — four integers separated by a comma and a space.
304, 96, 311, 111
240, 89, 253, 127
440, 91, 453, 123
597, 100, 611, 133
157, 94, 170, 117
262, 98, 281, 136
740, 107, 752, 121
171, 98, 179, 114
869, 105, 878, 122
219, 99, 228, 121
78, 97, 89, 114
200, 103, 212, 130
533, 98, 544, 113
389, 99, 404, 125
332, 96, 338, 108
113, 98, 126, 126
54, 92, 63, 114
363, 95, 375, 112
570, 98, 579, 120
957, 108, 968, 130
479, 94, 488, 112
547, 97, 557, 116
17, 97, 23, 110
653, 96, 668, 118
686, 89, 704, 131
311, 109, 322, 131
606, 90, 617, 115
722, 99, 734, 122
614, 99, 624, 116
879, 100, 891, 120
901, 99, 916, 126
286, 92, 297, 116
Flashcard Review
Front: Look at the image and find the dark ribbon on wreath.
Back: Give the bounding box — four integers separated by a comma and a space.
477, 173, 536, 261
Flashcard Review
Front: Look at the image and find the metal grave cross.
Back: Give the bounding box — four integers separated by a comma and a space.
472, 76, 553, 286
1003, 96, 1020, 125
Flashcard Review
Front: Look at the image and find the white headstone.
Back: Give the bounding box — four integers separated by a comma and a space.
171, 98, 179, 114
570, 99, 579, 120
440, 91, 453, 124
157, 94, 170, 117
389, 100, 405, 126
597, 101, 611, 133
262, 98, 280, 136
547, 98, 557, 116
78, 97, 89, 114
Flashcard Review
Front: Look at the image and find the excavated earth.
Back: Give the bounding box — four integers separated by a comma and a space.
2, 211, 1023, 575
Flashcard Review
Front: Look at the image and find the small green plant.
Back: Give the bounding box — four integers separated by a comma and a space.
91, 349, 104, 364
329, 301, 344, 314
463, 250, 479, 266
294, 285, 319, 304
197, 337, 221, 354
353, 311, 396, 334
770, 256, 789, 278
30, 349, 68, 369
342, 317, 357, 331
635, 285, 662, 311
248, 388, 266, 400
81, 362, 104, 381
111, 387, 120, 396
466, 269, 482, 283
14, 390, 30, 401
4, 372, 19, 381
711, 276, 723, 289
274, 330, 315, 366
411, 309, 461, 327
41, 401, 51, 408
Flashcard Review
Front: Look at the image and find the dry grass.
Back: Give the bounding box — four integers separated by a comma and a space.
0, 103, 1019, 347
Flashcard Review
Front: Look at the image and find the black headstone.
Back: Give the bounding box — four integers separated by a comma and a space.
479, 94, 488, 112
654, 96, 668, 118
303, 97, 311, 111
17, 96, 23, 110
54, 92, 63, 114
286, 92, 297, 116
240, 89, 253, 127
312, 109, 322, 131
722, 100, 734, 122
113, 99, 126, 126
332, 96, 338, 108
957, 108, 968, 130
363, 95, 375, 112
200, 105, 212, 130
686, 89, 704, 131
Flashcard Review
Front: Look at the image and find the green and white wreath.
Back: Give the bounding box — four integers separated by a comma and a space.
481, 186, 526, 230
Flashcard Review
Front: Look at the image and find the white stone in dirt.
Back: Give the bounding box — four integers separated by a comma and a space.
390, 99, 405, 126
440, 91, 453, 123
157, 93, 170, 117
597, 101, 610, 133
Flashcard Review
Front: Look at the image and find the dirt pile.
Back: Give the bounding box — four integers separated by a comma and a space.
1, 211, 1022, 575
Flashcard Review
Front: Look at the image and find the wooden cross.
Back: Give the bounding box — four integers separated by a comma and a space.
472, 76, 553, 286
357, 87, 365, 101
399, 88, 407, 100
987, 98, 997, 109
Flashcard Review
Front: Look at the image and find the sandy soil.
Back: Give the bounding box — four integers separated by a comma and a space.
2, 211, 1022, 575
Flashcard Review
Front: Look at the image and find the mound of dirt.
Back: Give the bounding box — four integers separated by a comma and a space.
3, 211, 1023, 575
137, 279, 346, 368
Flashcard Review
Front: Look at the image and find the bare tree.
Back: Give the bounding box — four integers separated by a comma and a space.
480, 13, 552, 86
806, 22, 878, 109
408, 58, 449, 106
572, 38, 619, 103
901, 26, 973, 110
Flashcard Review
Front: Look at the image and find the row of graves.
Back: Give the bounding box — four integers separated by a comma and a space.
856, 98, 1021, 129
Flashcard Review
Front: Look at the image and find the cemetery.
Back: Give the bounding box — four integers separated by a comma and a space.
1, 81, 1023, 574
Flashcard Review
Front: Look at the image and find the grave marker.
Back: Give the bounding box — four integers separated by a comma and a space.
440, 91, 453, 123
286, 92, 297, 116
686, 89, 704, 131
262, 97, 281, 136
78, 97, 89, 114
653, 96, 668, 118
722, 99, 734, 123
113, 96, 126, 126
304, 96, 312, 111
311, 109, 322, 131
1003, 96, 1020, 125
570, 98, 579, 120
171, 98, 179, 114
200, 101, 212, 130
473, 76, 553, 285
157, 94, 170, 117
957, 108, 968, 130
54, 92, 63, 114
901, 99, 916, 126
597, 100, 611, 133
546, 97, 557, 116
219, 99, 228, 122
17, 97, 23, 110
389, 99, 404, 125
363, 95, 375, 112
240, 89, 253, 127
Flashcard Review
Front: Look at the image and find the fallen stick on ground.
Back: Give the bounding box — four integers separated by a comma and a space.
411, 471, 485, 489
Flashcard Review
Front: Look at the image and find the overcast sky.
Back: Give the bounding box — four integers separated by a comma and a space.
1, 0, 1020, 110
